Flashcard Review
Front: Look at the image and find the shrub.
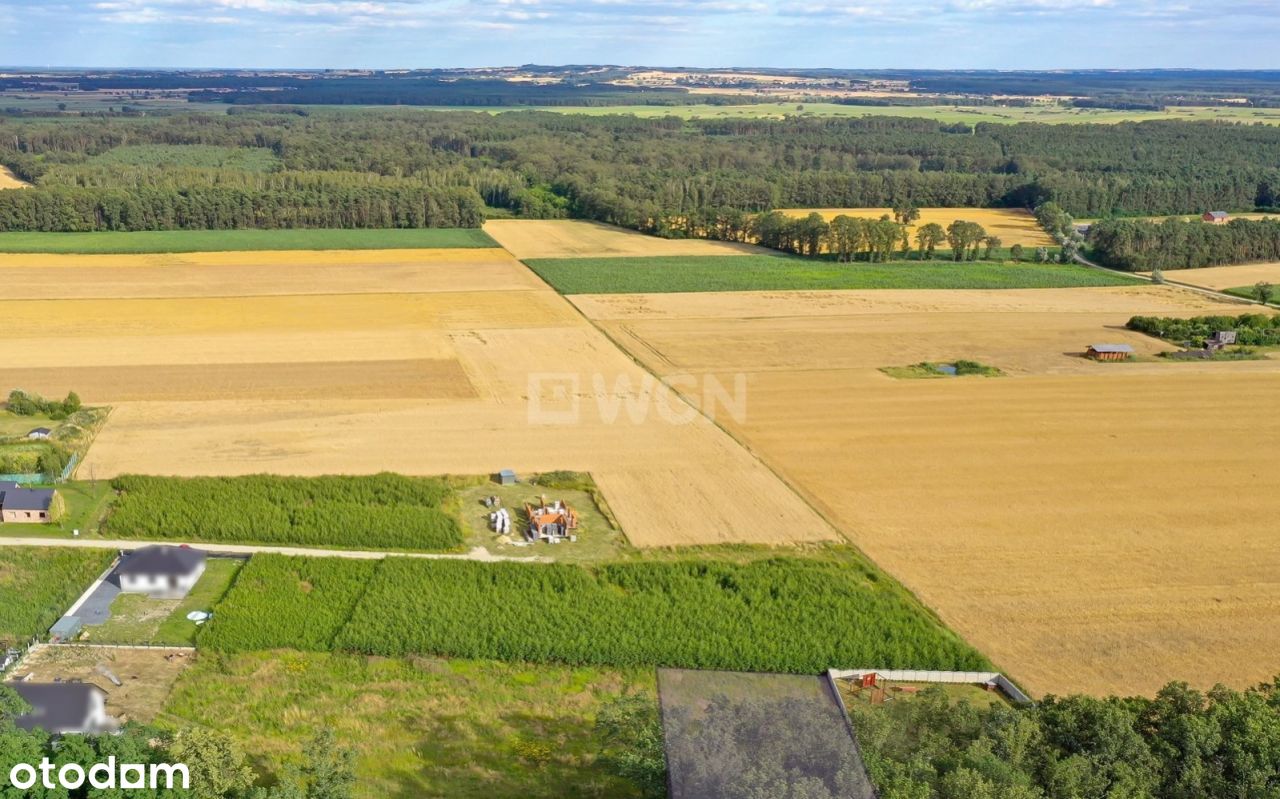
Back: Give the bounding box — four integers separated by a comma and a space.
0, 548, 114, 647
102, 474, 463, 551
1127, 313, 1280, 347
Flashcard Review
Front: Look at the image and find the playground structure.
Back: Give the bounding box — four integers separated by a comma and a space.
525, 494, 579, 543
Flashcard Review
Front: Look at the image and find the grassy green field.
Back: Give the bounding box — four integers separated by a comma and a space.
1225, 286, 1280, 305
0, 548, 114, 647
160, 650, 652, 799
83, 558, 243, 646
526, 255, 1142, 294
0, 228, 496, 254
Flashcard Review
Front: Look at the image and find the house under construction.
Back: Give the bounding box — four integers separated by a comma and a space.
525, 495, 579, 541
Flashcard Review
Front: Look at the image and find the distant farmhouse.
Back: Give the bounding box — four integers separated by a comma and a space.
1202, 211, 1230, 224
26, 427, 51, 440
0, 484, 61, 524
7, 682, 116, 735
116, 545, 207, 599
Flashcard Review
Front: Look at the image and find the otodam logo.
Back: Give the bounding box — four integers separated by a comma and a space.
8, 758, 190, 791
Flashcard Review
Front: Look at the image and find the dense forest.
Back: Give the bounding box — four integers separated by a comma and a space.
1088, 217, 1280, 270
851, 679, 1280, 799
1, 110, 1279, 232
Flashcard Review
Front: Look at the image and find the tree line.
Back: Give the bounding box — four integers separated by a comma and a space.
1088, 217, 1280, 270
3, 111, 1280, 232
851, 679, 1280, 799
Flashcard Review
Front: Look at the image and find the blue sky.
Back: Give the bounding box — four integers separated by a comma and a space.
2, 0, 1277, 69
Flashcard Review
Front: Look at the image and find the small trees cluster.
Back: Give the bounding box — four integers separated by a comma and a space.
5, 389, 81, 419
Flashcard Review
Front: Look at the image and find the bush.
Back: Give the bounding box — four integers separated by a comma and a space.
1127, 313, 1280, 347
103, 474, 463, 551
0, 548, 114, 647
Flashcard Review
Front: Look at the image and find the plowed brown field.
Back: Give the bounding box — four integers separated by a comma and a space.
577, 285, 1280, 696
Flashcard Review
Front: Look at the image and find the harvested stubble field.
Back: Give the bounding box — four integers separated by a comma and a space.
0, 248, 545, 300
780, 207, 1055, 247
576, 285, 1280, 696
0, 165, 31, 190
484, 219, 769, 259
3, 245, 832, 548
1145, 262, 1280, 292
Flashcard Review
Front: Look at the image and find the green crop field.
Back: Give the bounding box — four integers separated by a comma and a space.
525, 254, 1141, 294
0, 548, 113, 647
0, 227, 496, 254
162, 650, 652, 799
102, 474, 464, 552
205, 554, 989, 673
199, 555, 378, 651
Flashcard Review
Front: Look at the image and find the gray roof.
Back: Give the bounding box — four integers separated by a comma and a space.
115, 545, 206, 578
7, 682, 105, 733
1206, 211, 1229, 219
0, 484, 55, 512
27, 428, 51, 436
1090, 343, 1135, 353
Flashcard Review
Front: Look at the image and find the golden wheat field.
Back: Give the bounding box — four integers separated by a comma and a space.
0, 248, 545, 299
576, 285, 1280, 696
0, 165, 31, 190
1148, 262, 1280, 292
779, 207, 1055, 247
0, 247, 833, 548
483, 219, 769, 259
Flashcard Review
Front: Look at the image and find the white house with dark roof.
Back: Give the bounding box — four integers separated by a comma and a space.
115, 545, 207, 599
0, 484, 59, 524
26, 427, 51, 440
8, 682, 116, 735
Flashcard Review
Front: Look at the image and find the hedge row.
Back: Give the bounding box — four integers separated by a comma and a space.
102, 474, 463, 551
1127, 313, 1280, 347
204, 555, 990, 674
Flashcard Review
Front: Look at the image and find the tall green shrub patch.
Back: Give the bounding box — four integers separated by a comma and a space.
103, 474, 463, 551
0, 548, 113, 647
1127, 313, 1280, 346
307, 558, 986, 673
199, 554, 377, 652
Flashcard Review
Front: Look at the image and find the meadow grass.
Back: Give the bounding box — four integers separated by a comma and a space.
0, 228, 496, 254
525, 254, 1141, 294
160, 650, 652, 799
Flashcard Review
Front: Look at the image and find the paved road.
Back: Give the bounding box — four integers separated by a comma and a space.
0, 537, 545, 562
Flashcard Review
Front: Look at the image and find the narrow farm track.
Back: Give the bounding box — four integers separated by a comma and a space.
0, 538, 544, 562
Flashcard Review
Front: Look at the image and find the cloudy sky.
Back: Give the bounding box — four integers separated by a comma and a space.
2, 0, 1277, 69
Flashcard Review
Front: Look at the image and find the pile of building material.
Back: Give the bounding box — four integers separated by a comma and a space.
490, 507, 512, 535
